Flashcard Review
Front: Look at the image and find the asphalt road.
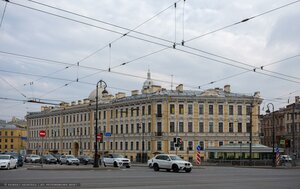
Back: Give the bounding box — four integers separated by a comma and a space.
0, 164, 300, 189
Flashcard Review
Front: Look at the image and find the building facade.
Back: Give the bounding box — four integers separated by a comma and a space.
26, 72, 262, 162
261, 96, 300, 159
0, 124, 27, 154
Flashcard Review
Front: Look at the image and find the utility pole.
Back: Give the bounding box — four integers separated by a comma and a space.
249, 103, 253, 166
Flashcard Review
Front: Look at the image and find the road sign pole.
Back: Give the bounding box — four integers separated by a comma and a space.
41, 137, 43, 168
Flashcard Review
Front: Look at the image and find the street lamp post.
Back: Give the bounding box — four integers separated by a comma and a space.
94, 80, 108, 168
266, 103, 276, 167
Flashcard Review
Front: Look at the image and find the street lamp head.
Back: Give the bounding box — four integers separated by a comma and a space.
102, 89, 108, 95
266, 108, 270, 114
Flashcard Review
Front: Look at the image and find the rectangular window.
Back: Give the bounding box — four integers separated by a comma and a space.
125, 142, 128, 150
130, 142, 133, 150
209, 105, 213, 115
120, 125, 123, 134
219, 141, 223, 146
136, 142, 139, 150
188, 141, 193, 151
199, 141, 204, 150
199, 104, 204, 115
148, 105, 151, 115
148, 122, 151, 133
179, 122, 184, 132
246, 123, 251, 133
137, 123, 140, 133
170, 141, 175, 151
246, 106, 251, 115
188, 104, 193, 115
229, 122, 234, 133
238, 105, 242, 115
157, 141, 162, 151
199, 122, 204, 133
148, 141, 151, 151
179, 141, 184, 151
110, 125, 113, 134
218, 105, 223, 115
179, 104, 184, 114
115, 125, 119, 134
157, 104, 162, 116
170, 122, 175, 133
209, 122, 214, 133
229, 105, 234, 115
188, 122, 193, 132
131, 124, 134, 134
142, 106, 145, 115
238, 123, 242, 133
126, 124, 128, 134
170, 104, 175, 114
218, 122, 223, 133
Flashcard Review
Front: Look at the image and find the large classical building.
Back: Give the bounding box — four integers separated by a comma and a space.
261, 96, 300, 159
26, 71, 262, 162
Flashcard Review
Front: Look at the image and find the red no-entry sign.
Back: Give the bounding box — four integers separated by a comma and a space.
39, 130, 46, 137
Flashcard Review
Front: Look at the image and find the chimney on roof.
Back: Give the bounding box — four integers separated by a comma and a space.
176, 84, 183, 92
116, 92, 126, 99
131, 90, 139, 96
224, 85, 231, 93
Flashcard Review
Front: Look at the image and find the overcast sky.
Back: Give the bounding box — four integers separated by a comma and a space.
0, 0, 299, 121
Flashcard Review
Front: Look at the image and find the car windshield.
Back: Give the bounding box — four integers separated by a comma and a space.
0, 155, 10, 160
66, 155, 75, 158
112, 154, 124, 158
170, 155, 182, 161
32, 155, 39, 158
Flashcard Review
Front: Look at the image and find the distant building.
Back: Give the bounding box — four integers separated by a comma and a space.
261, 96, 300, 159
26, 71, 262, 161
0, 123, 27, 154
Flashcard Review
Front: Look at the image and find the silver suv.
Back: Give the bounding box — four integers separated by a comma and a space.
152, 154, 192, 173
59, 155, 79, 165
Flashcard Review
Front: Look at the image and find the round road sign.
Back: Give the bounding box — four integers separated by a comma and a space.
39, 130, 46, 137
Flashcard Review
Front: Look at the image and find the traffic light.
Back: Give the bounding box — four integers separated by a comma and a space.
285, 139, 291, 148
98, 133, 104, 143
174, 137, 182, 148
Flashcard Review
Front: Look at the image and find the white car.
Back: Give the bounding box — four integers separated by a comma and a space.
59, 155, 80, 165
0, 155, 18, 170
152, 154, 192, 173
103, 154, 131, 168
148, 157, 154, 168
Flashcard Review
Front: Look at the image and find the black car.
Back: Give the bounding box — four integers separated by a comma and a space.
1, 152, 23, 167
78, 155, 94, 165
51, 153, 62, 163
41, 154, 57, 164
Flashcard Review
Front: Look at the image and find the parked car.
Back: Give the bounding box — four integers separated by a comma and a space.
59, 155, 80, 165
51, 154, 62, 163
78, 155, 94, 165
152, 154, 192, 173
280, 155, 292, 162
0, 155, 17, 170
28, 154, 41, 163
1, 152, 23, 167
103, 154, 130, 168
147, 157, 154, 168
41, 154, 58, 164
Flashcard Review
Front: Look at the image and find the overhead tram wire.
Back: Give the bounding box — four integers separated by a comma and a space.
0, 0, 8, 29
10, 0, 300, 84
0, 76, 27, 98
184, 0, 300, 43
197, 52, 300, 89
7, 0, 300, 83
12, 0, 182, 85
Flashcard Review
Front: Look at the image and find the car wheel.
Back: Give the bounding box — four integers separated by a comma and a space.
7, 163, 10, 170
185, 168, 192, 173
103, 163, 106, 167
113, 161, 118, 167
14, 164, 17, 169
126, 166, 130, 168
172, 164, 179, 173
148, 164, 152, 168
60, 162, 63, 165
76, 164, 79, 166
153, 163, 159, 172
